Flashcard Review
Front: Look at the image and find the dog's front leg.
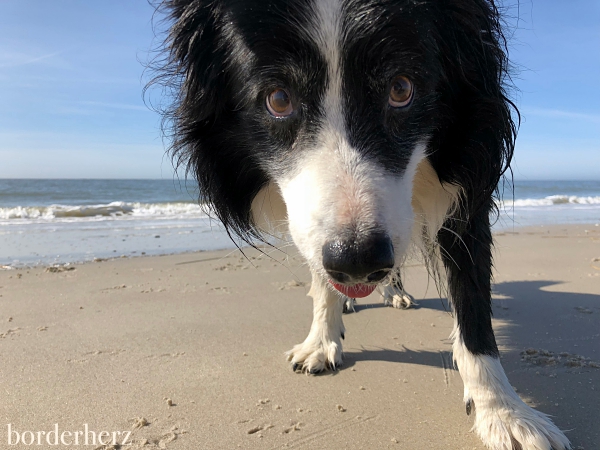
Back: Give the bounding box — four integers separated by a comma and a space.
286, 270, 345, 373
440, 210, 571, 450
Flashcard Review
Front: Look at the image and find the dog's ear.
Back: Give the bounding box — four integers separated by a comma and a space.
429, 0, 518, 226
156, 0, 225, 122
148, 1, 269, 243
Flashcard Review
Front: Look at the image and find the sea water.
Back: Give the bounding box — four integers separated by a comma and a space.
0, 179, 234, 267
1, 179, 599, 267
496, 180, 600, 229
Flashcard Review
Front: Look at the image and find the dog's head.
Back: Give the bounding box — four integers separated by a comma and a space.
150, 0, 515, 293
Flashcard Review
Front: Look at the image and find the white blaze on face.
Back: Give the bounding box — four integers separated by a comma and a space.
313, 0, 344, 133
275, 0, 427, 275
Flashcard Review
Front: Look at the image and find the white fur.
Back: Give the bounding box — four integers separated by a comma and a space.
312, 0, 344, 133
451, 326, 571, 450
251, 182, 288, 239
286, 271, 346, 372
278, 141, 429, 278
251, 156, 454, 288
411, 158, 461, 257
281, 0, 428, 371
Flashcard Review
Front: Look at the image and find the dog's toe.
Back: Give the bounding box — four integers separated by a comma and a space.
394, 293, 414, 309
382, 285, 415, 309
383, 293, 414, 309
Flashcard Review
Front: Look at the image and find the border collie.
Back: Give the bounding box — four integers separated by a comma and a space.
149, 1, 571, 448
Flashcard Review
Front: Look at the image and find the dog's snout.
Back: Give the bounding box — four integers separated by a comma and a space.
322, 233, 394, 284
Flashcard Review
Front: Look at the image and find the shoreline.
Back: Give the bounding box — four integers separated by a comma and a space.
2, 221, 599, 270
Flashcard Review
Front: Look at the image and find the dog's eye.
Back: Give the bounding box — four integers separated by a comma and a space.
266, 89, 294, 117
388, 76, 414, 108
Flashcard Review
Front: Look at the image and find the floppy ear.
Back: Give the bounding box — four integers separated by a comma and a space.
429, 0, 517, 228
157, 0, 226, 125
148, 0, 269, 243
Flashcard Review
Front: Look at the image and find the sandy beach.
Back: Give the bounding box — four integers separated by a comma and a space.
1, 224, 599, 449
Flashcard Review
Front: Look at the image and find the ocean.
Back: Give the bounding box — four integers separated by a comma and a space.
0, 179, 233, 267
1, 179, 599, 267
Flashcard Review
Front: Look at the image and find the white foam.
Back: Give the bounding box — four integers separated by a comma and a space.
0, 201, 207, 223
500, 195, 600, 208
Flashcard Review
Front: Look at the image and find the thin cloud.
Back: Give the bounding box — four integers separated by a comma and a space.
523, 107, 600, 124
0, 49, 68, 68
78, 101, 148, 112
52, 102, 149, 116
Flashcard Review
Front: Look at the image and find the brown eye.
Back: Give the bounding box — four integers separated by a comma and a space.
388, 76, 414, 108
266, 88, 294, 117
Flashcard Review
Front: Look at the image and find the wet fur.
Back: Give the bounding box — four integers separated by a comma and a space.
148, 1, 571, 448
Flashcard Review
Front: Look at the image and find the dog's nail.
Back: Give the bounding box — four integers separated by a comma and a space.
341, 332, 345, 340
465, 398, 474, 416
309, 368, 321, 375
292, 363, 300, 372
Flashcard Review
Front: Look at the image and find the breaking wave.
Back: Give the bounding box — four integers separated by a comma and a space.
500, 195, 600, 208
0, 201, 207, 222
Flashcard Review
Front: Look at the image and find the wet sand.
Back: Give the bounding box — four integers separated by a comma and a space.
1, 224, 599, 449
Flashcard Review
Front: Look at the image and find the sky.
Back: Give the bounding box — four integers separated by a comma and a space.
0, 1, 598, 180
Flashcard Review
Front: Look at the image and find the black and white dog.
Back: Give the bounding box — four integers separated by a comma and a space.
150, 1, 571, 448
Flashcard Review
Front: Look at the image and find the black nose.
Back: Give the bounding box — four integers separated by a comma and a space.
322, 233, 395, 284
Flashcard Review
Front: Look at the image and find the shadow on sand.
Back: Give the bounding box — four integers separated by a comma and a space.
340, 280, 600, 447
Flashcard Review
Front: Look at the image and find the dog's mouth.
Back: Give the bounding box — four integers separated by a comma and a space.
329, 281, 378, 298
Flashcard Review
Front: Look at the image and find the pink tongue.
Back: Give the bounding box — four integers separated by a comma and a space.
330, 282, 377, 298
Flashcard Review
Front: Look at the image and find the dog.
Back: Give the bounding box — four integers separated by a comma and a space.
149, 1, 572, 448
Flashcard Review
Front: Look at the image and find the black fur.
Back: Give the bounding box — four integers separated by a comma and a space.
148, 0, 516, 355
439, 201, 499, 356
147, 0, 327, 242
145, 3, 576, 446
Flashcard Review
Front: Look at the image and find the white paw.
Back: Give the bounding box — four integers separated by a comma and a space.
453, 334, 572, 450
286, 333, 343, 373
470, 397, 571, 450
382, 284, 415, 309
342, 297, 356, 313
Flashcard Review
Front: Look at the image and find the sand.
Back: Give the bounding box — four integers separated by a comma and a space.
1, 224, 599, 449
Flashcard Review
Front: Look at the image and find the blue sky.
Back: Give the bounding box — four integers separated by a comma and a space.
0, 1, 598, 180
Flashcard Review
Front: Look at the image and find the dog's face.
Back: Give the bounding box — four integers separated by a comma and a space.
156, 0, 512, 293
244, 1, 442, 290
